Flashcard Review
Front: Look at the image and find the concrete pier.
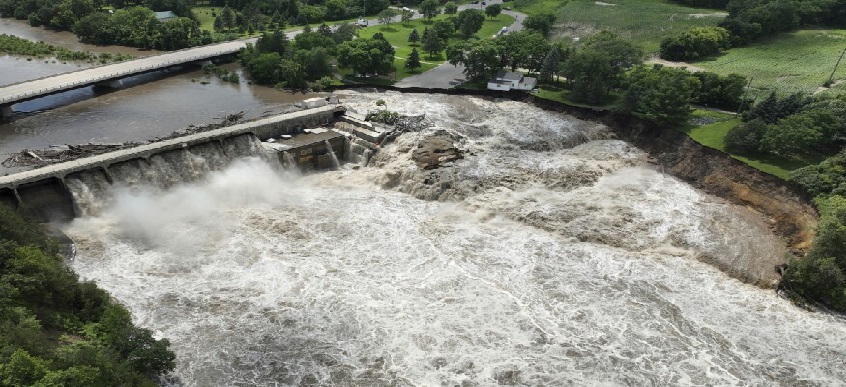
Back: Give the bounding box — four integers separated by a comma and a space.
1, 104, 12, 119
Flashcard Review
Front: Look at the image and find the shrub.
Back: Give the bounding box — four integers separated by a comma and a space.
724, 118, 767, 153
783, 195, 846, 312
659, 26, 731, 61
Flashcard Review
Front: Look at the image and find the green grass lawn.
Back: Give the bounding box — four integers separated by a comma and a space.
692, 29, 846, 98
677, 110, 820, 178
532, 81, 619, 109
357, 13, 514, 80
526, 0, 725, 54
193, 6, 218, 31
512, 0, 564, 16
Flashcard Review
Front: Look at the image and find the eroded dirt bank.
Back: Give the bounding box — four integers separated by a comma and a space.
526, 95, 818, 255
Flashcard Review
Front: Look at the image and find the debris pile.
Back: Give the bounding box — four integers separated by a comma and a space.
1, 143, 141, 169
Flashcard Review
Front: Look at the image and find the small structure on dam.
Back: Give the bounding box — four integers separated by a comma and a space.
0, 100, 383, 222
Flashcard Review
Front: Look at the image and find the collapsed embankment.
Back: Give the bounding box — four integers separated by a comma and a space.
332, 85, 818, 256
526, 95, 818, 255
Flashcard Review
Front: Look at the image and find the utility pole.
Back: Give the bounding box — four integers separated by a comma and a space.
735, 77, 753, 117
826, 45, 846, 87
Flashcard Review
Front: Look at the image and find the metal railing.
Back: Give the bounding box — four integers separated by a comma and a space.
0, 44, 244, 105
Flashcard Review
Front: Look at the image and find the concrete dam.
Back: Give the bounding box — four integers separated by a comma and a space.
0, 102, 379, 221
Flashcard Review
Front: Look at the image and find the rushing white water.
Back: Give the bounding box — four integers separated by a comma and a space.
63, 92, 846, 386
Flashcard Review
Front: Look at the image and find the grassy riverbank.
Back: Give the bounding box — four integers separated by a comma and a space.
675, 110, 819, 179
0, 34, 133, 64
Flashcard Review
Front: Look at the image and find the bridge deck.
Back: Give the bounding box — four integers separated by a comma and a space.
0, 40, 248, 106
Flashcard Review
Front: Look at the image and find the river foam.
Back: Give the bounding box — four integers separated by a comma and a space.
64, 92, 846, 386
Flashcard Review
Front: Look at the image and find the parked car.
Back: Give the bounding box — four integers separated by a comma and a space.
471, 1, 479, 3
356, 18, 368, 26
481, 1, 486, 4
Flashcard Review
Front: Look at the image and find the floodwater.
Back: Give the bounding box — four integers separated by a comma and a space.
62, 92, 846, 387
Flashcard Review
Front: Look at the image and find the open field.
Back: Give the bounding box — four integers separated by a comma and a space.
358, 13, 514, 80
693, 29, 846, 98
535, 0, 725, 54
193, 6, 218, 32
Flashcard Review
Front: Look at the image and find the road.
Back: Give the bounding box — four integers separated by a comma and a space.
0, 40, 247, 107
395, 0, 527, 89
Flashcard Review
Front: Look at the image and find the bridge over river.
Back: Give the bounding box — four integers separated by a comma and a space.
0, 39, 250, 118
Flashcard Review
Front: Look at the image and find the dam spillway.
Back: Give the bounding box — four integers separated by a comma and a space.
0, 104, 347, 221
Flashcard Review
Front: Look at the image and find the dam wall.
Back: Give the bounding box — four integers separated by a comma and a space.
0, 104, 345, 221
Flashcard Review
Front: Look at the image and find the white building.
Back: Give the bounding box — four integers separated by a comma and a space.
487, 70, 537, 91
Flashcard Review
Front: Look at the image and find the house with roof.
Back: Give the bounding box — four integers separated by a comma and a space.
487, 70, 537, 91
155, 11, 179, 22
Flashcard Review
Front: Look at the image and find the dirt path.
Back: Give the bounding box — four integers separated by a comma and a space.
646, 58, 707, 73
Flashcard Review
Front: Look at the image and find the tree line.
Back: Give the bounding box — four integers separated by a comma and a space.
0, 0, 216, 50
668, 0, 846, 47
445, 24, 746, 125
0, 33, 134, 63
0, 206, 176, 386
238, 22, 372, 90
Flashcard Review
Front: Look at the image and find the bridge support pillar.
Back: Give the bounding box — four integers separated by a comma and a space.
96, 79, 122, 89
198, 60, 214, 67
1, 104, 12, 119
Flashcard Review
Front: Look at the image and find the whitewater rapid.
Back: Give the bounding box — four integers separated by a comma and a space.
64, 92, 846, 386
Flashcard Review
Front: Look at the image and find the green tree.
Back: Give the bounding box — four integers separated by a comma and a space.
783, 195, 846, 311
324, 0, 347, 20
246, 52, 282, 84
485, 3, 501, 19
619, 65, 701, 125
563, 48, 615, 104
405, 47, 422, 72
295, 47, 333, 80
443, 1, 457, 15
790, 150, 846, 198
220, 5, 235, 31
744, 92, 810, 124
659, 26, 731, 61
401, 8, 414, 22
455, 8, 484, 38
540, 42, 569, 83
419, 0, 439, 20
73, 12, 115, 45
725, 118, 767, 154
333, 22, 358, 44
759, 108, 840, 156
692, 72, 747, 111
279, 58, 307, 88
337, 36, 395, 75
496, 30, 549, 72
523, 13, 555, 37
377, 8, 398, 25
431, 19, 454, 41
0, 349, 48, 386
408, 28, 420, 45
422, 26, 443, 58
446, 39, 500, 81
